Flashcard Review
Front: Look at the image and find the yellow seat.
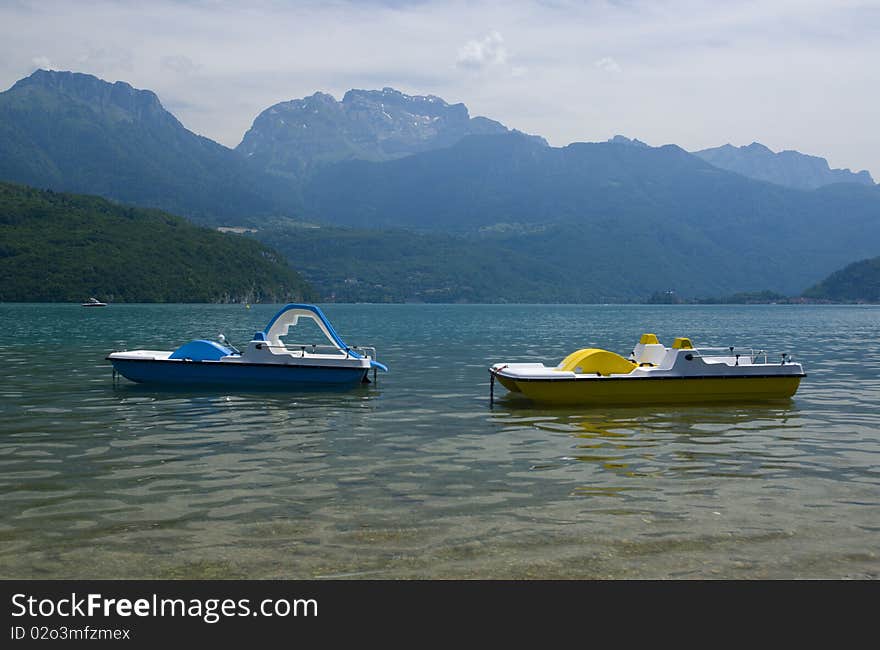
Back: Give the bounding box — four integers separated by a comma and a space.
672, 337, 693, 349
557, 348, 637, 376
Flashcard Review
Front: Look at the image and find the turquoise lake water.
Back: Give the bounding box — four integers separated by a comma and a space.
0, 303, 877, 579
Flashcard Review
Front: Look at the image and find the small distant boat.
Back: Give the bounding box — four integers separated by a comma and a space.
490, 333, 805, 406
107, 303, 388, 387
82, 297, 108, 307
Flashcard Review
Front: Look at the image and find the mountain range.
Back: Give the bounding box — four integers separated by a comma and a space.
1, 69, 879, 302
237, 86, 544, 179
693, 142, 875, 191
0, 69, 298, 221
294, 133, 880, 296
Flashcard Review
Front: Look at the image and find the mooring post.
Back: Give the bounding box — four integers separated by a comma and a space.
489, 369, 495, 408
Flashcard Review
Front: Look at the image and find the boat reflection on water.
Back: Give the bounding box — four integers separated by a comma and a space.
106, 381, 384, 443
488, 399, 804, 491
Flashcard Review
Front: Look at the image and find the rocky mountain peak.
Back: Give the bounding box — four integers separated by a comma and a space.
608, 135, 649, 148
237, 86, 511, 177
341, 87, 467, 120
693, 141, 875, 190
9, 69, 171, 126
743, 141, 773, 154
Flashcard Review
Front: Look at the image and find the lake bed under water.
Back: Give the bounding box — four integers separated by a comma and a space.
1, 303, 877, 579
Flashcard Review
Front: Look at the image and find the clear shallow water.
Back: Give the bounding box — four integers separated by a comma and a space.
0, 303, 877, 579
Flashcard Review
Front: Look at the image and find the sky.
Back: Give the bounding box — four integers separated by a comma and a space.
1, 0, 878, 178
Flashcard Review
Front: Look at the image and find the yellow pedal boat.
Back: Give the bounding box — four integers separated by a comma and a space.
489, 334, 805, 406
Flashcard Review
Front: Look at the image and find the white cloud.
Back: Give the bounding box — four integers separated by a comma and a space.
594, 56, 621, 73
0, 0, 877, 177
456, 31, 507, 70
75, 45, 134, 74
31, 55, 52, 70
161, 54, 201, 76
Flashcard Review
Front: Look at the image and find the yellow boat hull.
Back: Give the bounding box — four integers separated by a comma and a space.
495, 374, 802, 406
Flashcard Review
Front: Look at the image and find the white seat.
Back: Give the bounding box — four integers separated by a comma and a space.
633, 343, 667, 366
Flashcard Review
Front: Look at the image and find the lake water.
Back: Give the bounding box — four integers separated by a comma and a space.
0, 303, 877, 579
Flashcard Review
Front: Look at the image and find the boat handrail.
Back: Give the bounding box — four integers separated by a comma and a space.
692, 347, 794, 364
259, 342, 378, 359
696, 346, 758, 356
353, 346, 378, 361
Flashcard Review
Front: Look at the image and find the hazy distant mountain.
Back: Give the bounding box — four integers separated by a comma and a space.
693, 142, 875, 190
3, 69, 880, 301
251, 221, 578, 303
607, 134, 649, 147
0, 69, 297, 223
301, 132, 880, 296
236, 86, 544, 178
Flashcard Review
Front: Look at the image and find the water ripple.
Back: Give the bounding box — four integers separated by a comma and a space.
0, 303, 878, 578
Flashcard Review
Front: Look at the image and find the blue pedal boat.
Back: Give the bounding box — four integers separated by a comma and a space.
107, 304, 387, 387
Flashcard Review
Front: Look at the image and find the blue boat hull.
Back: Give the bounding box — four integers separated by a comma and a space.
110, 359, 369, 387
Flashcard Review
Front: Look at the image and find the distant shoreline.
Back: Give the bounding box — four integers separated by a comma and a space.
1, 299, 877, 306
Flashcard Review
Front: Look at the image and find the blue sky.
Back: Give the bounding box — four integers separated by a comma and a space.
1, 0, 878, 178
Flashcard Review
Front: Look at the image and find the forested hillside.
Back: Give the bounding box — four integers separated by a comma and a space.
0, 182, 315, 303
